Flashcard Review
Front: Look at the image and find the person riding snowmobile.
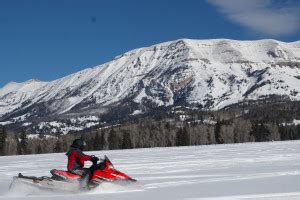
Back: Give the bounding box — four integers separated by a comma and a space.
66, 139, 98, 186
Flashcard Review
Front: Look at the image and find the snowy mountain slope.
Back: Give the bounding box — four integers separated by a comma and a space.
0, 39, 300, 122
1, 140, 300, 199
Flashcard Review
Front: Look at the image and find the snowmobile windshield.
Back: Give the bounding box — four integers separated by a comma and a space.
104, 155, 114, 169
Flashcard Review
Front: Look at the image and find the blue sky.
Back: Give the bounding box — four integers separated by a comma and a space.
0, 0, 299, 87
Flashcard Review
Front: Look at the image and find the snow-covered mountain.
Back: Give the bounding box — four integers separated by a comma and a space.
0, 39, 300, 124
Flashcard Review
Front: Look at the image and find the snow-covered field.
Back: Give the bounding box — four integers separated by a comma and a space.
1, 140, 300, 199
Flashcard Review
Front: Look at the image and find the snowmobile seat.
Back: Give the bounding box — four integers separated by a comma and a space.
50, 169, 81, 181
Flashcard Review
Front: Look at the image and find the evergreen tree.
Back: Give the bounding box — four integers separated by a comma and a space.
122, 131, 133, 149
108, 128, 120, 150
214, 121, 224, 144
100, 131, 106, 150
0, 126, 7, 156
176, 127, 190, 146
15, 134, 21, 155
93, 133, 100, 150
250, 122, 271, 142
19, 130, 29, 155
165, 122, 171, 130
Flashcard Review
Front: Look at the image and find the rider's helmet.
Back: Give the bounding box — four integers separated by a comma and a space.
71, 138, 86, 151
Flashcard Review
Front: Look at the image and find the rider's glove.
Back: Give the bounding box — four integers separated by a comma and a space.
91, 156, 99, 163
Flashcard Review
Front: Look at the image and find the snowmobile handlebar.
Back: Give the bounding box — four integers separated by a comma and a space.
91, 156, 106, 166
90, 155, 112, 170
91, 156, 99, 163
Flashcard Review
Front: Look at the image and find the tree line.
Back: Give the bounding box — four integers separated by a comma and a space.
1, 117, 299, 156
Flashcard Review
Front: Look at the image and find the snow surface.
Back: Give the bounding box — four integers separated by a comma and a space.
1, 140, 300, 199
282, 119, 300, 126
0, 121, 13, 125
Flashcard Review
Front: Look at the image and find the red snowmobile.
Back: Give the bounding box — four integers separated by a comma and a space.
10, 155, 136, 191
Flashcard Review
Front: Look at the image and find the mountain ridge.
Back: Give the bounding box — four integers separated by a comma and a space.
0, 38, 299, 128
2, 38, 299, 87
